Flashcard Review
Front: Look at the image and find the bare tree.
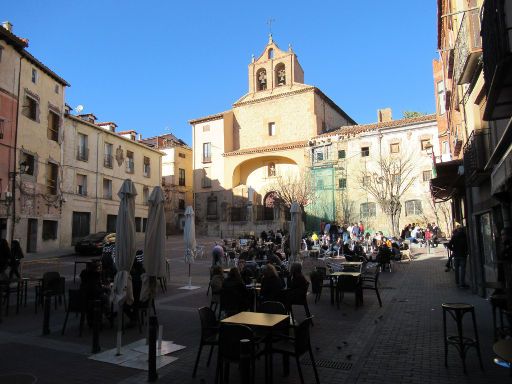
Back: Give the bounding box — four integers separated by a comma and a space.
267, 168, 315, 221
337, 190, 355, 224
358, 155, 417, 236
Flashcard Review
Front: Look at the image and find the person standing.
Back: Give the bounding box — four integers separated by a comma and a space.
447, 226, 469, 288
0, 239, 11, 279
8, 239, 23, 279
212, 243, 225, 267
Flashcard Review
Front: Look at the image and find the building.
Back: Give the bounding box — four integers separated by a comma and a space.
190, 35, 355, 236
140, 133, 192, 234
429, 0, 504, 295
0, 22, 28, 240
0, 22, 71, 253
60, 113, 163, 246
308, 111, 442, 234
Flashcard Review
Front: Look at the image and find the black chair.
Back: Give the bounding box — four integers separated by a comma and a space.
192, 307, 219, 378
311, 267, 332, 304
61, 289, 86, 336
271, 317, 319, 384
35, 272, 66, 313
286, 283, 313, 326
219, 288, 249, 320
215, 323, 255, 384
361, 269, 382, 307
336, 275, 363, 309
259, 301, 287, 315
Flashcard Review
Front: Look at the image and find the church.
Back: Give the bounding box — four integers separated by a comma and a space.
190, 35, 355, 236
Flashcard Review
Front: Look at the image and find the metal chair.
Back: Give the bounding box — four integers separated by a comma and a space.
61, 289, 86, 336
361, 269, 382, 307
192, 307, 219, 378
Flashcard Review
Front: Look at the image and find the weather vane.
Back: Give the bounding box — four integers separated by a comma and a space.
267, 18, 275, 35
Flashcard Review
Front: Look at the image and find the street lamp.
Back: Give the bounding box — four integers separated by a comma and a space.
4, 160, 30, 243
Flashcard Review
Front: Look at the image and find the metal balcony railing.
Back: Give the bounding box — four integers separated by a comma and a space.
76, 147, 89, 161
453, 10, 482, 84
104, 154, 113, 168
463, 129, 490, 183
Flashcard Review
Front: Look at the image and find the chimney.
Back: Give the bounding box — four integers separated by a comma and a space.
377, 108, 392, 123
77, 113, 97, 124
138, 134, 142, 141
2, 21, 13, 32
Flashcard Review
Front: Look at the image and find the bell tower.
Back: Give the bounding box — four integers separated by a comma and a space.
248, 34, 304, 94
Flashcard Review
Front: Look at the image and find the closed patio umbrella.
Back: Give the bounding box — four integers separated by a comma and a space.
289, 201, 302, 269
180, 206, 199, 289
140, 186, 166, 303
112, 179, 137, 354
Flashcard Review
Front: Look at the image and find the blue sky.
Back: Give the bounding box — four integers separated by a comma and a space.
3, 1, 438, 145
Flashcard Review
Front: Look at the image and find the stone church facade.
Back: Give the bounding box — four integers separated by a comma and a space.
190, 35, 355, 236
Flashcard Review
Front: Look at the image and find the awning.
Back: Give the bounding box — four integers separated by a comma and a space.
430, 159, 465, 202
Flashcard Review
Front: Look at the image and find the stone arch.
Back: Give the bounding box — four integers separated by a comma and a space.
231, 155, 298, 188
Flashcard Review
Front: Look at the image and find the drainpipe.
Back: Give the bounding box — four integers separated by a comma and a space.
94, 132, 100, 232
10, 55, 22, 244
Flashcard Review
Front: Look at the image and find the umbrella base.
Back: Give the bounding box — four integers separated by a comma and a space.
178, 285, 200, 290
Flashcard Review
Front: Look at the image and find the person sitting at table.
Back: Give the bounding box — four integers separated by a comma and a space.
288, 263, 309, 296
222, 267, 251, 313
260, 264, 285, 302
80, 260, 110, 327
237, 258, 254, 285
376, 242, 393, 269
123, 256, 146, 327
101, 244, 117, 282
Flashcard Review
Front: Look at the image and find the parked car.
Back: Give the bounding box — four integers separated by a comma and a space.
75, 232, 114, 255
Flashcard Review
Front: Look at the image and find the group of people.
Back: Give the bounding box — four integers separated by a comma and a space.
401, 223, 441, 248
0, 238, 24, 281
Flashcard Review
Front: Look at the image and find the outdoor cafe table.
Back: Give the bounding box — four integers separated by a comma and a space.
221, 311, 289, 383
326, 272, 362, 305
341, 261, 364, 272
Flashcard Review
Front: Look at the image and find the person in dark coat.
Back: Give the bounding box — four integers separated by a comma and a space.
447, 226, 469, 288
287, 262, 309, 304
260, 264, 285, 302
0, 239, 11, 278
8, 239, 23, 279
222, 268, 251, 313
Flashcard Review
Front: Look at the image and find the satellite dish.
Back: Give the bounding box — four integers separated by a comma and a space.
75, 105, 84, 114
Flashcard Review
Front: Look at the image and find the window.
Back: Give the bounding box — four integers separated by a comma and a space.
207, 195, 218, 219
363, 176, 371, 186
47, 110, 60, 141
268, 48, 274, 59
275, 63, 286, 85
31, 68, 38, 83
257, 69, 267, 91
442, 141, 449, 154
135, 217, 142, 232
23, 94, 39, 122
179, 168, 185, 186
338, 150, 346, 159
202, 125, 210, 132
422, 170, 432, 182
106, 214, 117, 233
103, 178, 112, 199
46, 162, 58, 195
42, 220, 58, 241
202, 167, 212, 188
361, 147, 370, 157
268, 162, 276, 177
76, 174, 87, 196
0, 118, 4, 140
104, 143, 113, 168
77, 133, 88, 161
126, 151, 134, 173
360, 202, 377, 218
268, 122, 276, 136
405, 200, 423, 216
390, 143, 400, 154
142, 218, 148, 232
202, 142, 211, 162
143, 187, 149, 205
55, 84, 59, 94
316, 151, 324, 161
178, 153, 186, 158
420, 139, 431, 150
338, 178, 347, 189
178, 199, 185, 210
143, 156, 151, 177
21, 152, 35, 176
437, 80, 446, 115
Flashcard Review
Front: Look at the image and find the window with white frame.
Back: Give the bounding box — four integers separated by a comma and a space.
202, 142, 211, 162
104, 143, 113, 168
405, 200, 423, 216
268, 122, 276, 136
143, 186, 149, 205
77, 133, 88, 161
143, 156, 151, 177
126, 151, 134, 173
103, 178, 112, 199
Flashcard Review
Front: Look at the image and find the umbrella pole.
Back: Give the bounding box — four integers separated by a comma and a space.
116, 302, 123, 355
188, 263, 191, 288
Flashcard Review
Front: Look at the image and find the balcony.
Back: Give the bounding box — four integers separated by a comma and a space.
76, 147, 89, 162
482, 0, 512, 120
453, 10, 482, 85
463, 129, 491, 184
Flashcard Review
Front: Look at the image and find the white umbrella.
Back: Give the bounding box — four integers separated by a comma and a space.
289, 201, 302, 269
140, 186, 166, 303
180, 205, 199, 289
112, 179, 137, 354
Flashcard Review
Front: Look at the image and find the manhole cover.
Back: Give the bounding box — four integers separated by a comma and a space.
302, 358, 352, 370
0, 374, 37, 384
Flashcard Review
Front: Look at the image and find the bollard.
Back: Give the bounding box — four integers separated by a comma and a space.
239, 338, 252, 384
43, 293, 51, 335
92, 299, 101, 353
148, 316, 158, 382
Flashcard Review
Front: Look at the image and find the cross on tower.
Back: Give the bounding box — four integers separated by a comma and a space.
267, 18, 275, 35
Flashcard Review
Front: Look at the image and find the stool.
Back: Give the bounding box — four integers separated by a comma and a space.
442, 303, 484, 373
490, 293, 509, 340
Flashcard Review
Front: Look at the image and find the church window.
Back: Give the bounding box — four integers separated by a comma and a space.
268, 122, 276, 136
257, 69, 267, 91
275, 63, 286, 86
268, 162, 276, 177
268, 48, 274, 59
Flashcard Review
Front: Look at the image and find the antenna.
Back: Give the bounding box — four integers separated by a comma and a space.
75, 105, 84, 114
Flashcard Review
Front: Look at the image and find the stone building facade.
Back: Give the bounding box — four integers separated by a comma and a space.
190, 35, 355, 236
